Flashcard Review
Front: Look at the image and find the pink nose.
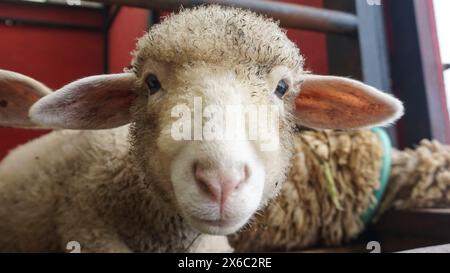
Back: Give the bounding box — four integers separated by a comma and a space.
194, 162, 250, 205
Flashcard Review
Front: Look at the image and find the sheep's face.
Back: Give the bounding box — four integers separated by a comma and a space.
126, 5, 307, 235
24, 6, 403, 237
130, 60, 299, 235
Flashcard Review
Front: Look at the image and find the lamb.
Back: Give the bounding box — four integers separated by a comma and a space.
0, 5, 403, 252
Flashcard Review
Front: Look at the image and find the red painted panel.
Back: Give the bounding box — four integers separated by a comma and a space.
283, 0, 328, 75
0, 4, 103, 160
0, 26, 103, 88
109, 7, 149, 73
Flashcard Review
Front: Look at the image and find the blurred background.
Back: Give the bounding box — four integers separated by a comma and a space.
434, 0, 450, 115
0, 0, 449, 158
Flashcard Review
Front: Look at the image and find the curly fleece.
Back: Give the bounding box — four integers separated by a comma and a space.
132, 5, 303, 74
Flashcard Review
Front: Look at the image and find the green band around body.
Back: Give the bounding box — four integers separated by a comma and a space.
361, 127, 392, 225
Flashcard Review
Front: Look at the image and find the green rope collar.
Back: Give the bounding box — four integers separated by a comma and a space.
361, 128, 392, 225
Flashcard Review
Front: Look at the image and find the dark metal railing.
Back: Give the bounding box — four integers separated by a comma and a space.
86, 0, 358, 35
0, 16, 103, 32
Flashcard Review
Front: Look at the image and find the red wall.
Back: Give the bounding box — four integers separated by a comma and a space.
0, 3, 104, 159
0, 2, 327, 160
285, 0, 328, 75
109, 7, 149, 73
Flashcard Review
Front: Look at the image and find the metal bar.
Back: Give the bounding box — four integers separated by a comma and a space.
0, 0, 103, 11
355, 0, 397, 145
148, 10, 161, 26
0, 16, 103, 32
385, 0, 432, 148
385, 0, 450, 147
324, 0, 361, 79
105, 5, 121, 30
86, 0, 358, 35
356, 1, 391, 93
102, 6, 110, 74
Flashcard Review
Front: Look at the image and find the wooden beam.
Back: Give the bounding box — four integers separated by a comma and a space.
369, 209, 450, 252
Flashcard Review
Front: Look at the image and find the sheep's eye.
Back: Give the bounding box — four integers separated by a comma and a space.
274, 79, 289, 98
145, 74, 161, 95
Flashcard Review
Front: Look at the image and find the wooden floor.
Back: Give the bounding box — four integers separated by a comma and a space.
303, 209, 450, 253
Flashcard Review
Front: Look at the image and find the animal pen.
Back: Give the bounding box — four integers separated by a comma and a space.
0, 0, 449, 254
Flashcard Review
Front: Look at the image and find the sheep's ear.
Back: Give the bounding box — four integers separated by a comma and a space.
295, 75, 404, 129
30, 73, 137, 130
0, 69, 52, 128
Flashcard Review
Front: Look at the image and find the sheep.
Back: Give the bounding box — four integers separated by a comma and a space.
0, 5, 403, 252
229, 130, 450, 252
379, 139, 450, 213
229, 129, 386, 251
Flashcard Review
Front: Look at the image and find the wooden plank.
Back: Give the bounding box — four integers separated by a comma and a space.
374, 209, 450, 239
302, 210, 450, 253
369, 209, 450, 252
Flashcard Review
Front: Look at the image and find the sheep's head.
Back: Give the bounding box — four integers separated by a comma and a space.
2, 6, 403, 235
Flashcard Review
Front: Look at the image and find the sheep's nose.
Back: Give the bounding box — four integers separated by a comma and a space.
194, 162, 250, 205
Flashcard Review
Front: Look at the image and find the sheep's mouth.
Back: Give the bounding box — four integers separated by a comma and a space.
191, 216, 239, 227
186, 214, 247, 235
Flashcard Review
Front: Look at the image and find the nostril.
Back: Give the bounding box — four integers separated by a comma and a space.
194, 162, 219, 200
243, 164, 251, 182
234, 164, 250, 189
196, 176, 213, 196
